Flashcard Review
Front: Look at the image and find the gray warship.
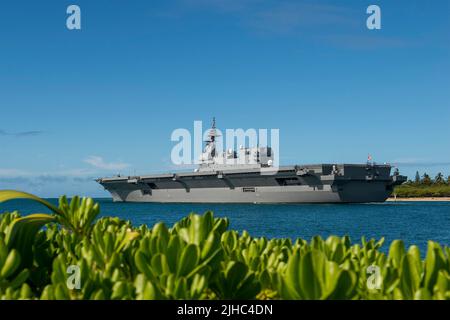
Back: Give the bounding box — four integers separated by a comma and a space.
97, 120, 406, 203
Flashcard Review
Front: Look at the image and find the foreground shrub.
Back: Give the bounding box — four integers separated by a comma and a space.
0, 190, 449, 300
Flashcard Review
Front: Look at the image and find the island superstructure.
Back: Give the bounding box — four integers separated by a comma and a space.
97, 119, 406, 203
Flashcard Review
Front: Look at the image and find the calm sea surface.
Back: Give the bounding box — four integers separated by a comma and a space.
1, 199, 449, 254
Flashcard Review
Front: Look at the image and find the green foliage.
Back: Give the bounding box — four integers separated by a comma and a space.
1, 190, 450, 300
57, 195, 100, 236
394, 184, 450, 198
6, 214, 56, 268
435, 173, 445, 185
422, 173, 432, 186
414, 171, 420, 184
397, 171, 450, 197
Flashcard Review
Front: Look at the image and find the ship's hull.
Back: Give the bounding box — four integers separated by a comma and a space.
97, 164, 406, 204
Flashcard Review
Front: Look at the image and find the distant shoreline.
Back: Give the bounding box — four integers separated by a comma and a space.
387, 197, 450, 202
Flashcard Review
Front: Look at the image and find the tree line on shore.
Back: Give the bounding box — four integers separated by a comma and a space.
395, 171, 450, 197
407, 171, 450, 186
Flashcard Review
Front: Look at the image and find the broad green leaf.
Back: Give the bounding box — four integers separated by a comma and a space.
225, 261, 247, 295
135, 250, 156, 282
19, 283, 33, 299
0, 190, 62, 215
201, 231, 218, 260
216, 261, 259, 299
299, 250, 325, 299
407, 245, 422, 274
234, 272, 260, 299
283, 250, 302, 299
435, 270, 450, 295
135, 274, 156, 300
399, 254, 421, 299
414, 288, 432, 300
111, 281, 128, 300
190, 274, 206, 298
40, 285, 55, 300
166, 235, 181, 273
151, 253, 170, 275
0, 249, 21, 278
54, 283, 70, 300
174, 277, 188, 299
388, 240, 405, 268
325, 269, 356, 300
8, 268, 30, 289
177, 244, 199, 277
424, 241, 446, 291
5, 214, 56, 267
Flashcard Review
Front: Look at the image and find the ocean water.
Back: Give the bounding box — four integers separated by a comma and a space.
1, 199, 450, 254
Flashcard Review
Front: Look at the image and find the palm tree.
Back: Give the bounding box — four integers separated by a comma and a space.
435, 172, 444, 184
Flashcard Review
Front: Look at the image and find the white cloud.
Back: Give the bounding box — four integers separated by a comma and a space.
84, 156, 130, 171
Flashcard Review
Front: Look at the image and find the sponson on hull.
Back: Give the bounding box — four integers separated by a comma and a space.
97, 119, 407, 203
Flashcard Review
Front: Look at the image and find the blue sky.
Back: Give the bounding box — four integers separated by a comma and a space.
0, 0, 449, 197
